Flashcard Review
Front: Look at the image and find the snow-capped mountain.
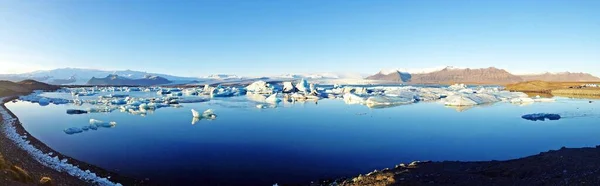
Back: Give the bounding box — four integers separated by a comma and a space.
0, 68, 201, 85
204, 74, 241, 80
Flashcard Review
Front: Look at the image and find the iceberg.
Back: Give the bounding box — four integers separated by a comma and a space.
295, 79, 310, 93
444, 95, 476, 106
522, 113, 561, 121
191, 109, 217, 120
510, 97, 535, 104
64, 127, 83, 135
343, 93, 366, 104
245, 81, 274, 94
366, 96, 414, 108
282, 82, 297, 93
266, 93, 281, 103
38, 98, 50, 106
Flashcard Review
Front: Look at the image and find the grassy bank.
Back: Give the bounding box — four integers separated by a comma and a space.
505, 81, 600, 97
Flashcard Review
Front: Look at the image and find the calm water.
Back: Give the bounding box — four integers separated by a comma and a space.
6, 94, 600, 185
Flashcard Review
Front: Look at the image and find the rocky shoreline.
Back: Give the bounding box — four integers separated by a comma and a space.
0, 96, 147, 186
322, 146, 600, 186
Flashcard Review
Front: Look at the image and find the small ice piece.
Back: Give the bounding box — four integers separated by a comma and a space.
191, 109, 217, 119
89, 124, 98, 130
282, 82, 297, 93
64, 127, 83, 135
256, 104, 267, 109
522, 113, 561, 121
99, 121, 117, 128
295, 79, 310, 93
38, 97, 50, 106
510, 97, 535, 104
366, 96, 414, 108
191, 109, 201, 118
89, 119, 106, 125
343, 93, 366, 104
202, 109, 217, 120
266, 93, 281, 103
66, 109, 88, 115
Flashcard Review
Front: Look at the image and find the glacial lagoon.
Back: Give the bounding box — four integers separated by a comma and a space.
6, 87, 600, 185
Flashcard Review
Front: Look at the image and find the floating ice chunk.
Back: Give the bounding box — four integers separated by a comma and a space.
343, 93, 366, 104
245, 81, 274, 94
66, 109, 88, 115
191, 109, 217, 119
295, 79, 310, 93
510, 97, 535, 104
178, 97, 210, 103
38, 98, 50, 106
64, 127, 83, 135
266, 93, 281, 103
89, 119, 106, 125
82, 126, 90, 131
448, 84, 467, 91
256, 104, 267, 109
532, 96, 555, 102
191, 109, 201, 118
522, 113, 561, 121
444, 95, 478, 106
366, 96, 414, 108
282, 82, 297, 93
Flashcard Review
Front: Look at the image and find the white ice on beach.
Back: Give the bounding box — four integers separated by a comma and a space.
0, 99, 121, 186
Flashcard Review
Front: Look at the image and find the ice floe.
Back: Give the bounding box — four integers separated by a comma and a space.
246, 81, 274, 94
522, 113, 561, 121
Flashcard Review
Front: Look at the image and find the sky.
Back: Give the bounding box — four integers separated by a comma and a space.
1, 0, 599, 77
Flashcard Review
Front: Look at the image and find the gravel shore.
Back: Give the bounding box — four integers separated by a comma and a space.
0, 97, 146, 186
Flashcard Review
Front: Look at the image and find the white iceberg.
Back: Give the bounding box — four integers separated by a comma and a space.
282, 82, 297, 93
366, 96, 414, 108
191, 109, 217, 120
266, 93, 281, 103
295, 79, 310, 93
343, 93, 366, 104
245, 81, 274, 94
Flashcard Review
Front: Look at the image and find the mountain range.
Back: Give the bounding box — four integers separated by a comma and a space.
1, 67, 598, 86
86, 75, 173, 86
366, 67, 600, 84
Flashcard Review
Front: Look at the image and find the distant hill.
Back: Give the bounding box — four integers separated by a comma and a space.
365, 71, 412, 82
366, 67, 524, 84
87, 75, 172, 86
519, 72, 600, 82
409, 67, 523, 84
0, 68, 200, 85
0, 80, 59, 97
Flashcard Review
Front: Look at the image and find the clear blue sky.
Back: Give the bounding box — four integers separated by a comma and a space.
1, 0, 599, 77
